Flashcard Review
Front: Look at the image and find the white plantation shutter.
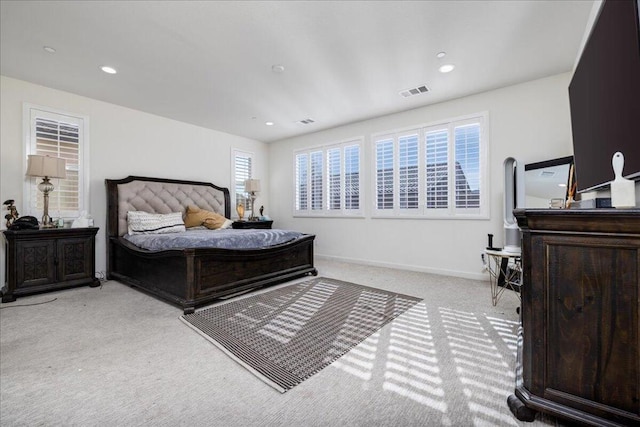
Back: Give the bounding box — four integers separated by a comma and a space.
327, 148, 341, 210
27, 107, 86, 219
399, 134, 419, 209
344, 145, 360, 210
294, 139, 362, 215
454, 124, 481, 210
310, 151, 323, 210
234, 153, 252, 199
372, 112, 487, 218
425, 129, 449, 209
295, 153, 309, 211
376, 139, 394, 210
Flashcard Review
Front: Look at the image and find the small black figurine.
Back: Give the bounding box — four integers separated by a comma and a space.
259, 205, 264, 217
4, 199, 19, 228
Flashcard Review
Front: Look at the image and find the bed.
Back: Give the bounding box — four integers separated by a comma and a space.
106, 176, 317, 313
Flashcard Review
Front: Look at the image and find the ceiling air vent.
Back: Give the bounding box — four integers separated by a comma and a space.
399, 85, 429, 98
297, 118, 316, 125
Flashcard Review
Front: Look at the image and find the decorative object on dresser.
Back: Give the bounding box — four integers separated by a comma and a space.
244, 178, 260, 221
1, 227, 100, 303
508, 208, 640, 426
3, 199, 19, 228
8, 216, 39, 231
181, 277, 422, 393
105, 176, 316, 314
235, 198, 245, 221
25, 154, 67, 228
610, 151, 636, 208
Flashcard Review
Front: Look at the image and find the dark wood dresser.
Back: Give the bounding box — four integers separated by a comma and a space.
2, 227, 100, 303
509, 209, 639, 426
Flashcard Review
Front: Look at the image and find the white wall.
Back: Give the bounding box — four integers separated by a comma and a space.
0, 75, 268, 286
268, 73, 574, 280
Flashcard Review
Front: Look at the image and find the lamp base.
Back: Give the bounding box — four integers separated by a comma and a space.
41, 216, 55, 228
249, 192, 258, 221
39, 178, 54, 228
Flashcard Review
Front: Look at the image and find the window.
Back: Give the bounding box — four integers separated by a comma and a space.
327, 148, 341, 210
453, 123, 481, 209
344, 145, 360, 210
24, 105, 88, 219
310, 151, 323, 210
375, 138, 394, 210
373, 113, 488, 218
294, 138, 363, 216
399, 133, 419, 209
295, 154, 308, 211
232, 150, 253, 216
425, 128, 449, 209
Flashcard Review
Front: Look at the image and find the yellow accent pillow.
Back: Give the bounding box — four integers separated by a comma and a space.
184, 205, 231, 230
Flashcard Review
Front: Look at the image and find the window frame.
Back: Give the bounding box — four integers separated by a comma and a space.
22, 104, 90, 220
371, 112, 489, 219
293, 137, 364, 217
231, 149, 254, 219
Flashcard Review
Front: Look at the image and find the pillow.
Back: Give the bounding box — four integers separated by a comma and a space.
127, 211, 185, 235
184, 205, 233, 230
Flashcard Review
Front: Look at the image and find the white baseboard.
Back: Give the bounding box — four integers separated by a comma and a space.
316, 253, 488, 281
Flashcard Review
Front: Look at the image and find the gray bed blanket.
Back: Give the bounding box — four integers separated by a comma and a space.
123, 228, 305, 251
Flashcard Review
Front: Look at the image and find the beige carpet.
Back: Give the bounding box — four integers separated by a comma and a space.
0, 258, 567, 426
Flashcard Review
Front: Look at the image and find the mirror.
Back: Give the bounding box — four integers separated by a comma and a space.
524, 156, 573, 208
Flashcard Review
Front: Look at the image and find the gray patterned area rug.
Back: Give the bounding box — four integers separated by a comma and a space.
181, 277, 422, 392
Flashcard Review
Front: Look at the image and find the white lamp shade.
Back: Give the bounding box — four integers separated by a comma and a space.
244, 179, 261, 193
26, 155, 67, 179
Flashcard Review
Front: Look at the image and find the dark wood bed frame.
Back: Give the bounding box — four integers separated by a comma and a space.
106, 176, 317, 313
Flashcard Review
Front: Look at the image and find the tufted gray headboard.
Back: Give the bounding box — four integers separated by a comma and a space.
106, 176, 231, 237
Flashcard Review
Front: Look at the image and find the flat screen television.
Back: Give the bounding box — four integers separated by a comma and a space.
568, 0, 640, 193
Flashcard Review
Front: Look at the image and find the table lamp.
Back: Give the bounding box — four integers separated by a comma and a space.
244, 179, 260, 221
26, 154, 66, 228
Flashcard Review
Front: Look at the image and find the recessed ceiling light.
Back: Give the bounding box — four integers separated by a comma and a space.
436, 51, 446, 59
43, 46, 56, 54
265, 121, 274, 126
271, 64, 285, 73
101, 66, 117, 74
438, 64, 455, 73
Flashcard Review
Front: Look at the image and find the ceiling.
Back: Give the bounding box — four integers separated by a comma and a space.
0, 1, 595, 143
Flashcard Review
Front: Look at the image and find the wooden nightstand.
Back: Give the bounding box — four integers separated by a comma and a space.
2, 227, 100, 303
232, 220, 273, 229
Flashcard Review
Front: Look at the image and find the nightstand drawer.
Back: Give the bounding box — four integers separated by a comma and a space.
232, 220, 273, 229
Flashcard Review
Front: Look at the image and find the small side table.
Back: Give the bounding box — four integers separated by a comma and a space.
232, 220, 273, 229
485, 248, 522, 306
2, 227, 100, 303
